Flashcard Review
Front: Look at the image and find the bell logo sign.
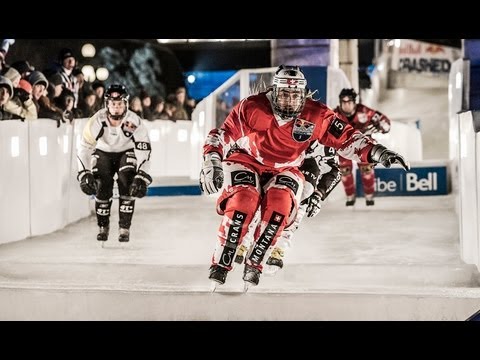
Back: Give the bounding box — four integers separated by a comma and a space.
406, 172, 437, 192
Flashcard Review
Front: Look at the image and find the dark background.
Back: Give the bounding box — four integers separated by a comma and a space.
3, 39, 462, 100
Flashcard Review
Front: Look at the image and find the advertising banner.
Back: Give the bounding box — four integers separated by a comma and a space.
355, 166, 448, 197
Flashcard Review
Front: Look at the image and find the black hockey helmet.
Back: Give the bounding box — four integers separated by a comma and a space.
339, 88, 357, 102
104, 84, 129, 120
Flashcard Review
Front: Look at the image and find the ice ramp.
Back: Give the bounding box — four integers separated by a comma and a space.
0, 262, 479, 320
0, 195, 479, 320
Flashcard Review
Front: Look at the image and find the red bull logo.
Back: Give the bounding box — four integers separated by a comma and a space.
425, 45, 445, 54
292, 118, 315, 142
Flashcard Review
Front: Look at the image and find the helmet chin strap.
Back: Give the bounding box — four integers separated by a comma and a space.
109, 114, 124, 120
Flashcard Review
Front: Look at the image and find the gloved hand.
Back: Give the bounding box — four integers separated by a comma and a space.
369, 144, 410, 171
199, 152, 223, 195
301, 191, 322, 218
14, 88, 30, 103
129, 170, 152, 198
363, 124, 379, 136
78, 170, 97, 195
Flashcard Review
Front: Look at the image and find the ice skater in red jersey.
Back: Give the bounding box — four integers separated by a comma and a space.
335, 88, 391, 206
200, 65, 409, 288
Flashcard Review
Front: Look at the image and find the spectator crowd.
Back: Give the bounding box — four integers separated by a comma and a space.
0, 40, 195, 125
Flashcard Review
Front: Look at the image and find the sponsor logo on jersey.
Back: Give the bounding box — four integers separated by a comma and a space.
328, 118, 347, 139
219, 211, 246, 267
249, 211, 284, 264
119, 205, 134, 213
122, 120, 137, 137
292, 118, 315, 142
275, 175, 299, 195
231, 170, 256, 187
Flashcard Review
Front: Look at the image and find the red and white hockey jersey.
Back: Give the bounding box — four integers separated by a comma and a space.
204, 91, 375, 170
334, 103, 391, 134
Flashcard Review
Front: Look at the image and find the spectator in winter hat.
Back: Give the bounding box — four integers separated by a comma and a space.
139, 89, 153, 120
57, 48, 78, 106
5, 78, 37, 119
17, 79, 32, 95
78, 87, 97, 118
48, 73, 64, 99
0, 75, 24, 121
55, 88, 78, 123
28, 71, 49, 101
91, 81, 105, 108
0, 75, 13, 98
4, 67, 21, 87
10, 60, 35, 79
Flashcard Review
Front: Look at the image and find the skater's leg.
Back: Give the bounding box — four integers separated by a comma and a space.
93, 150, 115, 241
339, 156, 356, 206
359, 163, 375, 206
244, 170, 304, 285
117, 150, 137, 241
209, 162, 261, 285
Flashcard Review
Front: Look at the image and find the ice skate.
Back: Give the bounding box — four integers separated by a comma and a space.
118, 228, 130, 242
209, 265, 229, 290
264, 247, 284, 276
234, 244, 248, 264
243, 264, 261, 287
97, 226, 109, 242
345, 195, 356, 206
365, 194, 375, 206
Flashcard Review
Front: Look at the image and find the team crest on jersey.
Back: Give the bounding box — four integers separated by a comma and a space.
292, 118, 315, 142
121, 120, 137, 137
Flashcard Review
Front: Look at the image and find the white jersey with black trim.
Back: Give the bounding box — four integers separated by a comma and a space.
77, 108, 151, 174
305, 140, 336, 170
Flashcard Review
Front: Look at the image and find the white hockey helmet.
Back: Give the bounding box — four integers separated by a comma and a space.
272, 65, 307, 119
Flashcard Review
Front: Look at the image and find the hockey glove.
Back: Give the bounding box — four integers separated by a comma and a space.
78, 170, 97, 196
199, 153, 224, 195
302, 191, 322, 218
369, 144, 410, 171
129, 170, 152, 198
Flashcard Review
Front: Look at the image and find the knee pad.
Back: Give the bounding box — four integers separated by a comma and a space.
340, 166, 352, 176
359, 164, 374, 174
221, 186, 261, 218
216, 164, 261, 216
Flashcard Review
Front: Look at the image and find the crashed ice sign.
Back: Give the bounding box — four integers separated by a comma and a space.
393, 39, 461, 76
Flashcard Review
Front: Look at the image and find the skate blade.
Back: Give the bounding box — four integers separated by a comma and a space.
209, 280, 226, 293
263, 265, 281, 277
243, 282, 251, 293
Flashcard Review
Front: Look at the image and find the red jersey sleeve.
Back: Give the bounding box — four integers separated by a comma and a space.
203, 97, 251, 159
319, 112, 375, 163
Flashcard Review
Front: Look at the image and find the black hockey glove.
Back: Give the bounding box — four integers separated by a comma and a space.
368, 144, 410, 171
199, 153, 224, 195
129, 170, 152, 198
78, 170, 97, 196
301, 191, 322, 218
